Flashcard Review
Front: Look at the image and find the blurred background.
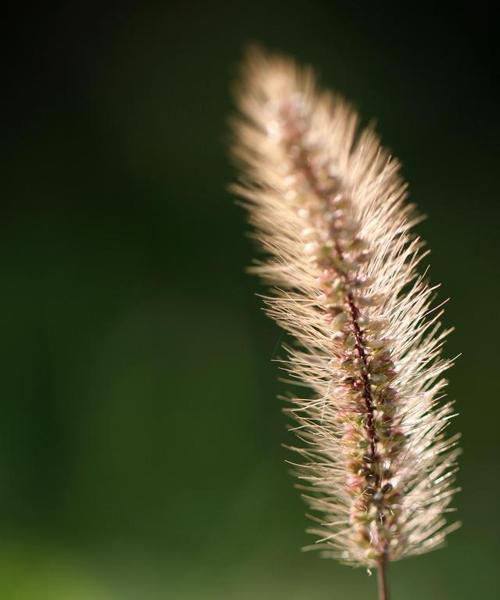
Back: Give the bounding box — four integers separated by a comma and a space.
1, 2, 498, 598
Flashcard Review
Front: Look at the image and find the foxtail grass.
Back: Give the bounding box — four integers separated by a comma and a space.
230, 47, 460, 599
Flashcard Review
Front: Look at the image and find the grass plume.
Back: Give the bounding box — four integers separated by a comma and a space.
230, 47, 460, 595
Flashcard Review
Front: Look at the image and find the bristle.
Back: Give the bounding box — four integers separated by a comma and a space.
230, 48, 460, 568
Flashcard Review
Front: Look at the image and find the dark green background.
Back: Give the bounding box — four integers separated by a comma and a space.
1, 2, 498, 598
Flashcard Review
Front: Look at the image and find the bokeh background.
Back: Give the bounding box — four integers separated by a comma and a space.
1, 2, 498, 598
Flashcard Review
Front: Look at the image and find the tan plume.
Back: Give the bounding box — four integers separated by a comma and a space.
230, 48, 460, 581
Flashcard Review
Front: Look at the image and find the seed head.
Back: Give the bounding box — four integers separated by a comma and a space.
230, 47, 460, 568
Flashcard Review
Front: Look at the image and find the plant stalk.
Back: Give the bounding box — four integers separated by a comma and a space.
377, 558, 390, 600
